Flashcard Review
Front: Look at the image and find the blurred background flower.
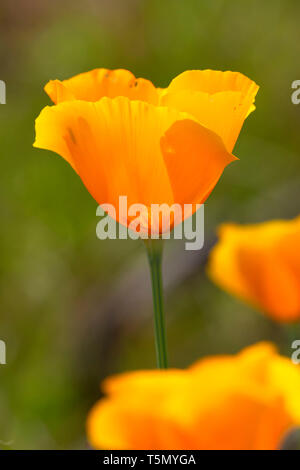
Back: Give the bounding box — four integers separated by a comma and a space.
87, 343, 300, 450
208, 216, 300, 322
0, 0, 300, 449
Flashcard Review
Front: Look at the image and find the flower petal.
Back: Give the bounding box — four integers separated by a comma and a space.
207, 218, 300, 322
34, 97, 234, 230
238, 245, 300, 322
162, 70, 259, 152
87, 343, 300, 450
45, 68, 159, 105
161, 119, 236, 206
167, 69, 258, 97
161, 90, 243, 152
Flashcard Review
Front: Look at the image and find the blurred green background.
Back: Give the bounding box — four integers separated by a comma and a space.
0, 0, 299, 449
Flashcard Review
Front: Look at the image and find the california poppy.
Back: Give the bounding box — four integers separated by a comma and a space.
34, 68, 258, 368
87, 342, 300, 450
207, 216, 300, 322
34, 68, 258, 234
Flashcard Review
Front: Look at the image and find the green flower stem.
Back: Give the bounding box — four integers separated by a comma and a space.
144, 238, 168, 369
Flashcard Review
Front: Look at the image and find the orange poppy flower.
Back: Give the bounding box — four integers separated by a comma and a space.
87, 342, 300, 450
207, 216, 300, 322
34, 68, 258, 233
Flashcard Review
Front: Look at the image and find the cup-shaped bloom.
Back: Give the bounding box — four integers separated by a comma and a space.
87, 343, 300, 450
34, 68, 258, 234
208, 216, 300, 322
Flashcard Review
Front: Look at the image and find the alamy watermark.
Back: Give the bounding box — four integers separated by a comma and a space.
96, 196, 204, 250
0, 80, 6, 104
291, 80, 300, 105
0, 340, 6, 365
291, 340, 300, 365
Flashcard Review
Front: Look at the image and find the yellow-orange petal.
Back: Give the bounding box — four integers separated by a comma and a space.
88, 369, 193, 450
161, 70, 259, 152
161, 90, 243, 153
207, 217, 300, 322
87, 394, 195, 450
161, 119, 237, 205
87, 342, 300, 450
34, 96, 234, 232
166, 69, 258, 98
45, 68, 159, 105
